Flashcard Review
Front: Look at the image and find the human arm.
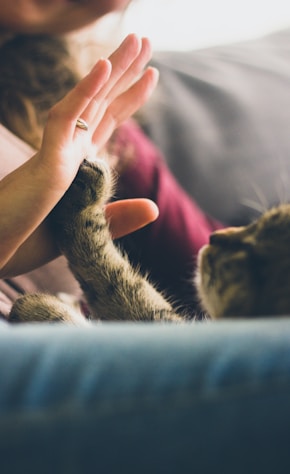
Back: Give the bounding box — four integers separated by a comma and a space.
0, 198, 158, 277
0, 34, 159, 276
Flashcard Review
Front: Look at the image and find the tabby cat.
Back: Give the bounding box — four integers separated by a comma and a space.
9, 159, 290, 324
196, 204, 290, 319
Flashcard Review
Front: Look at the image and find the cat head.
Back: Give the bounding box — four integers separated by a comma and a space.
195, 204, 290, 319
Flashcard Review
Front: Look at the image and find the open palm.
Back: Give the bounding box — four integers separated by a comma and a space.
39, 34, 159, 189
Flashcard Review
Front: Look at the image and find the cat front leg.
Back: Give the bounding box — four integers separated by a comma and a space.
9, 293, 90, 326
51, 159, 182, 322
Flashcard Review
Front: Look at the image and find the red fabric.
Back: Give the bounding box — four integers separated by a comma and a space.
115, 120, 224, 315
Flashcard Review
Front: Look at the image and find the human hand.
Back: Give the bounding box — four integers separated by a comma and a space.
0, 35, 158, 275
0, 34, 159, 275
35, 34, 159, 192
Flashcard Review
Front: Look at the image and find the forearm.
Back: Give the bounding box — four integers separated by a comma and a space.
0, 155, 66, 273
0, 221, 60, 278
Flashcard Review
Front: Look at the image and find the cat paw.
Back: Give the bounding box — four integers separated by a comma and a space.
52, 158, 112, 226
9, 293, 90, 326
70, 158, 111, 209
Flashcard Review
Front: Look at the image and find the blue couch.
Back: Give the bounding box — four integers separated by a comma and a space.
1, 319, 290, 473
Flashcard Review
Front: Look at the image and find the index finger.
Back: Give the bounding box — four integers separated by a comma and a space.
44, 59, 112, 145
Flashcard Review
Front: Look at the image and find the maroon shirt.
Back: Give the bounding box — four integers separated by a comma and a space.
114, 120, 223, 316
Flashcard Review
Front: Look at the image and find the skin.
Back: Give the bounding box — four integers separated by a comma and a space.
0, 0, 131, 34
0, 2, 160, 277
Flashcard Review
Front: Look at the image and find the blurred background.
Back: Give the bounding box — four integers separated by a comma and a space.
95, 0, 290, 51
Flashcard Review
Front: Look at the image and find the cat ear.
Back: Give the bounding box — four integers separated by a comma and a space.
209, 227, 241, 245
210, 226, 251, 244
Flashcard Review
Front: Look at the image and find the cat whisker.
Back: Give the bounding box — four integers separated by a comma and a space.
239, 176, 272, 217
240, 198, 268, 216
275, 165, 290, 206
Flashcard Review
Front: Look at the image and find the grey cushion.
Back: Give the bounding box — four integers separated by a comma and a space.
142, 29, 290, 225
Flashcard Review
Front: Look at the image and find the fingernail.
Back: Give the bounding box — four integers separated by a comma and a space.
92, 58, 111, 73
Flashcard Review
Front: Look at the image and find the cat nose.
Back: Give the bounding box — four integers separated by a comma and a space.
209, 227, 239, 245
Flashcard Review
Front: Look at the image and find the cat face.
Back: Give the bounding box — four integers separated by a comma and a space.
195, 204, 290, 319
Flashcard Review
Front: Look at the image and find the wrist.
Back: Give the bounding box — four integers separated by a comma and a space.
28, 151, 75, 198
